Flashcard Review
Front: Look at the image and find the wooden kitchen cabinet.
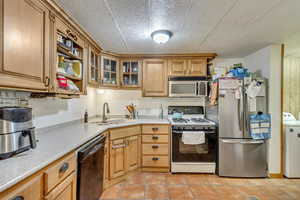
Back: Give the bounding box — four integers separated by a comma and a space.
168, 59, 187, 76
88, 45, 101, 87
109, 138, 126, 179
142, 59, 168, 97
120, 59, 142, 88
44, 172, 77, 200
0, 174, 43, 200
0, 0, 50, 91
125, 135, 141, 172
168, 58, 207, 77
188, 59, 207, 76
101, 55, 119, 87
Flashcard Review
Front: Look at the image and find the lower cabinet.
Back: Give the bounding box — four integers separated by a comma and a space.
45, 172, 77, 200
0, 174, 43, 200
108, 126, 141, 182
126, 135, 140, 172
109, 138, 127, 179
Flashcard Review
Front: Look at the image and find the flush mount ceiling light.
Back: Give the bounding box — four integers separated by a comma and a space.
151, 30, 173, 44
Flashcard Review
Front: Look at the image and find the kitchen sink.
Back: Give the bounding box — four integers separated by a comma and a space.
90, 118, 129, 125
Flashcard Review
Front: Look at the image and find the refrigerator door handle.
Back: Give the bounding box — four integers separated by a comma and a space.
221, 139, 264, 144
240, 140, 264, 144
221, 139, 240, 144
237, 97, 243, 131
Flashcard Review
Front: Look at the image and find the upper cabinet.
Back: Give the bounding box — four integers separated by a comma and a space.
120, 59, 142, 88
0, 0, 50, 91
142, 59, 168, 97
168, 58, 207, 77
52, 16, 87, 95
88, 46, 101, 87
168, 59, 187, 76
101, 55, 119, 87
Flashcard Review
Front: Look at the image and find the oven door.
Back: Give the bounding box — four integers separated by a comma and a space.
172, 130, 217, 162
169, 81, 198, 97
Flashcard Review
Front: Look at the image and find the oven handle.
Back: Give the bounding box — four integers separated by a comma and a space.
172, 130, 215, 134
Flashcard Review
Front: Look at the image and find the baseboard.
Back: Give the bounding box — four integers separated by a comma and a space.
269, 173, 283, 178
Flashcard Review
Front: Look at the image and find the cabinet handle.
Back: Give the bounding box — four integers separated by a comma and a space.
152, 157, 159, 161
152, 136, 159, 140
152, 127, 158, 132
112, 144, 126, 149
10, 196, 24, 200
59, 162, 69, 174
45, 76, 50, 87
152, 145, 159, 149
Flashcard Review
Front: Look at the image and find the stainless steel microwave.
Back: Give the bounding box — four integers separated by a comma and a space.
168, 78, 208, 97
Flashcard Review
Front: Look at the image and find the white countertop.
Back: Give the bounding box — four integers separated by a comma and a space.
0, 118, 169, 193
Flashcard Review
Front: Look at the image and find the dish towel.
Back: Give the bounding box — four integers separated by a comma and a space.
182, 131, 205, 145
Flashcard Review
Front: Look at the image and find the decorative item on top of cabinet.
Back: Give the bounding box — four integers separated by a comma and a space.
101, 55, 119, 87
0, 0, 51, 92
120, 59, 142, 88
88, 45, 101, 87
52, 16, 86, 96
142, 59, 168, 97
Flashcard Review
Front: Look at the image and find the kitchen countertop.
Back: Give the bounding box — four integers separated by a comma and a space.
0, 118, 170, 193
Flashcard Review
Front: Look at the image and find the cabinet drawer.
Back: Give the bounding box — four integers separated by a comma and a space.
0, 174, 43, 200
110, 125, 141, 140
143, 155, 169, 167
44, 152, 76, 193
142, 135, 169, 143
142, 125, 169, 134
142, 144, 168, 155
45, 172, 76, 200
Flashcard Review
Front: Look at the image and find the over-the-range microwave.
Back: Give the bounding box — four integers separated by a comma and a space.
168, 77, 208, 97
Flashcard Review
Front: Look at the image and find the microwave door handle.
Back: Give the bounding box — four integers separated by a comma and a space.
196, 82, 199, 96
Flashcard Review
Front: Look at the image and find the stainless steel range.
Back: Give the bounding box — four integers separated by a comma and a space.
168, 106, 217, 173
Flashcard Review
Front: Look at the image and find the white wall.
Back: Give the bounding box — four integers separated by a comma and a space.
244, 45, 282, 174
97, 89, 205, 117
31, 87, 99, 129
214, 58, 245, 68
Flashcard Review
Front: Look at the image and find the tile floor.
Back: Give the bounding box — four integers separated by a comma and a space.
100, 172, 300, 200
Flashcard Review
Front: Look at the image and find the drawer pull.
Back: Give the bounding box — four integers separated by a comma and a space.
112, 144, 126, 149
152, 145, 159, 149
152, 127, 159, 132
152, 157, 159, 161
152, 136, 159, 140
59, 162, 69, 174
10, 196, 24, 200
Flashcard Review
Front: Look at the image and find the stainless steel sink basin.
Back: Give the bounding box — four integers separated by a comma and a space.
90, 119, 128, 125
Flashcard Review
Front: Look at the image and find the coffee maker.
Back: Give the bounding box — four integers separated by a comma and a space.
0, 106, 36, 159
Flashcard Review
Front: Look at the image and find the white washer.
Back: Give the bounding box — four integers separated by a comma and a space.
284, 125, 300, 178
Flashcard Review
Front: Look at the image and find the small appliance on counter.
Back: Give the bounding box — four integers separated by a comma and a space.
0, 106, 36, 159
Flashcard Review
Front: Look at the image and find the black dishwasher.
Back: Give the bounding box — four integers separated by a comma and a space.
77, 135, 106, 200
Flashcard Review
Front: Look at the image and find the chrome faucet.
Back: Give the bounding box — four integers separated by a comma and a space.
102, 102, 110, 122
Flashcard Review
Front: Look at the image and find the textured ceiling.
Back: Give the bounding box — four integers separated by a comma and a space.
55, 0, 300, 57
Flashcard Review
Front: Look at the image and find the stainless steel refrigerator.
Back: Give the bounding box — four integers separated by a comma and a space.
218, 77, 268, 177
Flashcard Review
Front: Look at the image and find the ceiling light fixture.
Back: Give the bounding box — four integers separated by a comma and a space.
151, 30, 173, 44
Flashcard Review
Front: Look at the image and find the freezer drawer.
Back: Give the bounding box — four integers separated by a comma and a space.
218, 138, 267, 177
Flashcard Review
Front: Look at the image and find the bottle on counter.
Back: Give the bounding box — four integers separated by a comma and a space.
84, 109, 88, 123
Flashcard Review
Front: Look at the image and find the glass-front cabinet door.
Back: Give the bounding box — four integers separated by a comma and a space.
120, 60, 141, 88
88, 47, 100, 86
101, 55, 119, 86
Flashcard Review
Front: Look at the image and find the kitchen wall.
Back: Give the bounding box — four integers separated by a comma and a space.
96, 89, 205, 117
283, 56, 300, 118
244, 44, 282, 175
30, 87, 99, 129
